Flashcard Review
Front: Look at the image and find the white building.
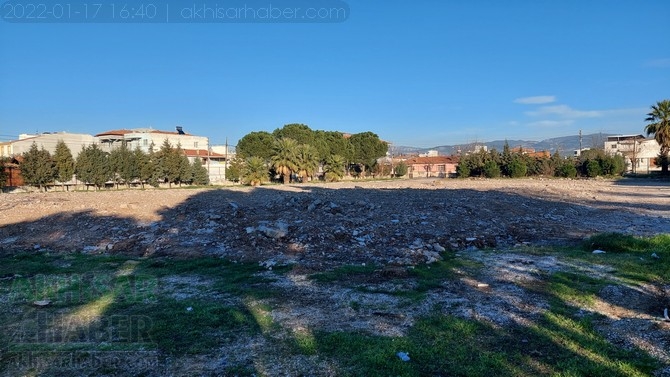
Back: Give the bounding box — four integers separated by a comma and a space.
604, 135, 661, 173
95, 127, 209, 155
0, 132, 96, 158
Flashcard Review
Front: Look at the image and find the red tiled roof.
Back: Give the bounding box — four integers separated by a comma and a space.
182, 149, 225, 158
404, 156, 459, 165
95, 129, 134, 137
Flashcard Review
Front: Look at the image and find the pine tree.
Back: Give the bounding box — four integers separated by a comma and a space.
136, 147, 156, 188
173, 143, 191, 186
53, 140, 75, 191
21, 142, 56, 191
190, 159, 209, 185
75, 144, 110, 190
155, 139, 173, 187
108, 144, 128, 189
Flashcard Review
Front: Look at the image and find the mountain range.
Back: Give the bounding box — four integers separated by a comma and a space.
394, 133, 614, 157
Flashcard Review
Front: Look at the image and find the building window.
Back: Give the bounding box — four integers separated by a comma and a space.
438, 165, 446, 172
611, 144, 617, 149
194, 142, 198, 148
143, 139, 148, 146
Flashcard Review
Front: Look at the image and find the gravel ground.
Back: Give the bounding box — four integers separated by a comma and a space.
1, 177, 669, 266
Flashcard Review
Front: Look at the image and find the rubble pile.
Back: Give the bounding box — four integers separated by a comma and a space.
1, 178, 669, 268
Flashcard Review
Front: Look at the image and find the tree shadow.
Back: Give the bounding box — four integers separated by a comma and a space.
1, 182, 669, 375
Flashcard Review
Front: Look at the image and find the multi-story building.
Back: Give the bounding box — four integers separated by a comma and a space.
95, 127, 209, 155
604, 135, 661, 173
0, 132, 96, 158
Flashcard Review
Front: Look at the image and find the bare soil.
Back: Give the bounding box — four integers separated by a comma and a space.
1, 177, 670, 376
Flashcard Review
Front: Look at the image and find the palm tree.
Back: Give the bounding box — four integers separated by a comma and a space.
242, 156, 269, 186
271, 137, 299, 184
296, 144, 320, 182
324, 154, 345, 182
644, 99, 670, 174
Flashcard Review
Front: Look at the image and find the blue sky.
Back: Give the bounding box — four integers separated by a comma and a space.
1, 0, 668, 148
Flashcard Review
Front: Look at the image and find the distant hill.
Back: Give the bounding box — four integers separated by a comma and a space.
394, 133, 613, 157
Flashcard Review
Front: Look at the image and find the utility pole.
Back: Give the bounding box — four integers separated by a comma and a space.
579, 130, 582, 155
223, 137, 228, 182
206, 137, 211, 181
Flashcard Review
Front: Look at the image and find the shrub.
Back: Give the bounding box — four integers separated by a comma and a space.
556, 162, 577, 178
507, 159, 527, 178
456, 162, 471, 178
483, 161, 501, 178
394, 161, 408, 177
585, 159, 602, 177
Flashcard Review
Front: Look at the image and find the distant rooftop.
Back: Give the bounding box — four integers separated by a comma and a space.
95, 128, 192, 137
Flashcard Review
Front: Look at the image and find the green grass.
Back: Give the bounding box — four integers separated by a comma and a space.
0, 253, 277, 358
1, 233, 667, 375
312, 313, 657, 377
309, 264, 378, 283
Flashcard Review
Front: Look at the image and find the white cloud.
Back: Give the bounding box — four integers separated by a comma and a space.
645, 58, 670, 68
513, 96, 556, 105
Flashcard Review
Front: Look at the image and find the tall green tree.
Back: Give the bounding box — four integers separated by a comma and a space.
119, 145, 140, 187
108, 143, 135, 189
53, 140, 75, 190
273, 123, 315, 146
75, 144, 110, 190
190, 159, 209, 185
313, 131, 343, 162
173, 143, 191, 186
236, 131, 275, 160
349, 132, 388, 176
271, 137, 299, 184
644, 99, 670, 174
136, 147, 156, 188
21, 142, 56, 191
154, 139, 172, 185
226, 156, 244, 183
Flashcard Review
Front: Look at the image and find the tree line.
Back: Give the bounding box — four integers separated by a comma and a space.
456, 142, 626, 179
17, 139, 209, 191
229, 123, 388, 185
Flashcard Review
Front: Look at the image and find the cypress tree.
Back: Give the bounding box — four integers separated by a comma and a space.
54, 140, 75, 191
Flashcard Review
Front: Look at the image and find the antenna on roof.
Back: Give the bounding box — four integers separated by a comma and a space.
176, 126, 185, 135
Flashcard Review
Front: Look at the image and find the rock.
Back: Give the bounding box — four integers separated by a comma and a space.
257, 221, 289, 239
33, 300, 51, 307
432, 243, 446, 252
307, 199, 322, 212
592, 250, 606, 254
82, 246, 99, 253
1, 237, 18, 244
